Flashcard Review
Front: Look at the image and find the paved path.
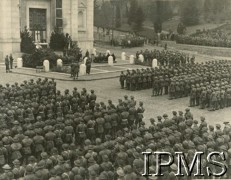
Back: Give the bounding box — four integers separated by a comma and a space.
0, 68, 229, 128
10, 63, 145, 81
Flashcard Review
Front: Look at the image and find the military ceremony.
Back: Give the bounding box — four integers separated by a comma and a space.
1, 0, 231, 179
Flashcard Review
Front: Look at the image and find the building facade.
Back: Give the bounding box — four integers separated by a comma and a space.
0, 0, 94, 60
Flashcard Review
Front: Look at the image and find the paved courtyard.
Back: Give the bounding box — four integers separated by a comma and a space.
0, 64, 230, 128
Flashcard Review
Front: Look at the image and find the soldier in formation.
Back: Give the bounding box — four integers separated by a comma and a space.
136, 49, 191, 66
176, 29, 231, 48
0, 79, 230, 179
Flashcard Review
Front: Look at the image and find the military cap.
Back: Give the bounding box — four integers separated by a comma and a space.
170, 163, 178, 171
117, 167, 125, 177
150, 118, 155, 123
208, 125, 214, 130
193, 120, 198, 124
88, 157, 96, 164
74, 159, 81, 167
13, 159, 20, 165
220, 145, 227, 151
12, 121, 19, 125
26, 164, 34, 173
2, 164, 11, 170
185, 108, 190, 111
41, 152, 48, 159
178, 111, 183, 115
36, 160, 45, 169
216, 124, 221, 129
163, 114, 168, 117
200, 116, 205, 121
228, 149, 231, 155
172, 111, 177, 115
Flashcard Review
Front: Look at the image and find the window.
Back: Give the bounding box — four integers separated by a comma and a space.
29, 8, 47, 42
56, 0, 63, 29
78, 9, 86, 31
78, 11, 84, 28
56, 0, 62, 8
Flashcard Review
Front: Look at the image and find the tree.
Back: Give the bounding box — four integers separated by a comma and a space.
132, 7, 145, 33
204, 0, 213, 21
115, 5, 121, 28
181, 0, 199, 26
146, 1, 173, 34
20, 26, 35, 54
49, 27, 66, 51
127, 0, 138, 25
177, 22, 186, 35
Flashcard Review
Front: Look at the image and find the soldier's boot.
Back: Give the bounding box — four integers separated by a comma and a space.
130, 84, 134, 91
189, 98, 193, 107
169, 92, 173, 100
126, 83, 129, 90
160, 88, 163, 95
192, 99, 195, 107
120, 81, 124, 89
216, 101, 220, 110
195, 98, 199, 106
165, 87, 169, 95
152, 89, 155, 97
209, 102, 215, 111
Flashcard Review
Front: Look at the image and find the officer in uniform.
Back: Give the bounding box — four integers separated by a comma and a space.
168, 80, 175, 100
119, 71, 126, 89
125, 70, 131, 90
199, 87, 207, 109
189, 85, 196, 107
136, 102, 145, 128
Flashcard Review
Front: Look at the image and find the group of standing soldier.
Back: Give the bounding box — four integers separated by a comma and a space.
0, 78, 231, 179
136, 49, 195, 66
120, 59, 231, 112
5, 54, 14, 73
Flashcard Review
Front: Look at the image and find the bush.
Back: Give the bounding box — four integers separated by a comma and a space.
22, 48, 60, 69
49, 27, 66, 51
121, 38, 145, 48
134, 58, 150, 66
20, 27, 35, 54
51, 65, 71, 74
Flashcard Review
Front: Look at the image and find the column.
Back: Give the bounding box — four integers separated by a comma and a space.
86, 0, 94, 50
0, 0, 21, 60
70, 0, 78, 41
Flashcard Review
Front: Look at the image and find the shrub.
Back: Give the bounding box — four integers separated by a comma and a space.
49, 27, 66, 51
20, 27, 35, 54
22, 48, 60, 69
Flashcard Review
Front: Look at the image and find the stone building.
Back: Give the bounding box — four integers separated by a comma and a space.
0, 0, 94, 60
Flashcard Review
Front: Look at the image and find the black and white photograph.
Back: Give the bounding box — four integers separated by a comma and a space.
0, 0, 231, 179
